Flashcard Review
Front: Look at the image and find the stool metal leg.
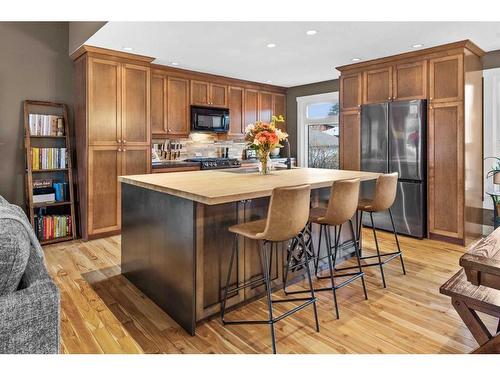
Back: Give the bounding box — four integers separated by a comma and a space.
369, 212, 387, 288
260, 240, 277, 354
325, 224, 340, 319
299, 235, 320, 333
221, 233, 238, 323
388, 208, 406, 275
314, 222, 322, 277
349, 219, 368, 300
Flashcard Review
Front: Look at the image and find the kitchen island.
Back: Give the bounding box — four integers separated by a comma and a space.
119, 168, 380, 335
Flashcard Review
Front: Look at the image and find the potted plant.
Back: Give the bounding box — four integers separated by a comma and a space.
485, 157, 500, 185
245, 115, 287, 175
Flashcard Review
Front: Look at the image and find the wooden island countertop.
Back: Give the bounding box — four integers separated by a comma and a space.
118, 167, 380, 205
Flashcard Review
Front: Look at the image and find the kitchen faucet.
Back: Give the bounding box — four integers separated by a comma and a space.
284, 139, 292, 169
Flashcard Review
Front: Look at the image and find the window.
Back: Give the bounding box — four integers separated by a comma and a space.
297, 92, 339, 169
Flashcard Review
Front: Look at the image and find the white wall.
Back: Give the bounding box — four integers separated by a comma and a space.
483, 67, 500, 209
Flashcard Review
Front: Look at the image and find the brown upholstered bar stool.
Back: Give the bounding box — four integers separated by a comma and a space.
283, 179, 368, 319
220, 185, 319, 354
339, 172, 406, 288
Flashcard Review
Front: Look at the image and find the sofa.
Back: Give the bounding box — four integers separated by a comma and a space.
0, 195, 60, 354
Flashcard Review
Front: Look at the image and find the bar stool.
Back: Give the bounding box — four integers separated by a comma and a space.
220, 185, 319, 354
339, 172, 406, 288
284, 178, 368, 319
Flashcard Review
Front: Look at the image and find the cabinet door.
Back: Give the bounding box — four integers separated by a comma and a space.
88, 146, 121, 235
340, 72, 362, 111
151, 74, 168, 136
429, 54, 463, 103
428, 102, 464, 240
259, 91, 273, 122
363, 67, 392, 104
340, 110, 361, 171
272, 93, 286, 131
228, 86, 244, 136
191, 80, 210, 106
88, 58, 121, 145
244, 89, 259, 127
122, 146, 150, 176
393, 60, 427, 101
210, 83, 228, 107
167, 77, 190, 136
122, 64, 150, 145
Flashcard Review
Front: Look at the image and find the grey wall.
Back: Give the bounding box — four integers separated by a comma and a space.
286, 79, 339, 157
483, 49, 500, 70
68, 21, 106, 54
0, 22, 74, 207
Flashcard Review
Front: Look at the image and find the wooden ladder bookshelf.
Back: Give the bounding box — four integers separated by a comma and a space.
23, 100, 76, 245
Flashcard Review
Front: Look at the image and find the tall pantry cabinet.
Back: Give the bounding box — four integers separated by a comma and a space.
337, 40, 484, 246
72, 46, 153, 240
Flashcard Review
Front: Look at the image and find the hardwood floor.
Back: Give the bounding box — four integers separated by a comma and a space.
42, 229, 497, 354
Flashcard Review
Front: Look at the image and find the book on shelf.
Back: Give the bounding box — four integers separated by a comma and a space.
33, 178, 53, 189
32, 180, 68, 203
28, 114, 64, 136
33, 186, 56, 204
34, 213, 72, 241
31, 147, 67, 170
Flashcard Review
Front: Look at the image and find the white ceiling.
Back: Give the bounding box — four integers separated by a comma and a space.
86, 22, 500, 87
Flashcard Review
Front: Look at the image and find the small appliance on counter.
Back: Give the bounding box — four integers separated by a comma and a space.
184, 157, 241, 170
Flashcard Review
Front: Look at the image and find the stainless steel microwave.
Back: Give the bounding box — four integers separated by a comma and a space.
191, 106, 230, 133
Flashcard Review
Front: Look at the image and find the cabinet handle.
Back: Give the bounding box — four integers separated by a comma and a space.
118, 148, 122, 152
123, 140, 127, 144
123, 149, 127, 152
118, 139, 122, 143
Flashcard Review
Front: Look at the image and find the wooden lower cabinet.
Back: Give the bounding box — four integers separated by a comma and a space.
122, 147, 150, 176
88, 146, 122, 235
428, 101, 464, 240
340, 110, 361, 171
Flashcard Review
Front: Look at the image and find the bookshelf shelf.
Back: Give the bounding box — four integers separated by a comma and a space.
31, 168, 68, 173
32, 201, 72, 208
24, 100, 77, 246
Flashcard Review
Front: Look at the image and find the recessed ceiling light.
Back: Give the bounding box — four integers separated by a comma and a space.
306, 30, 317, 36
266, 80, 272, 83
351, 57, 361, 62
171, 62, 179, 66
122, 47, 133, 51
267, 43, 276, 48
412, 43, 424, 48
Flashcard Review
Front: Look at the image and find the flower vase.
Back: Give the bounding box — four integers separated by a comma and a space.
258, 152, 271, 175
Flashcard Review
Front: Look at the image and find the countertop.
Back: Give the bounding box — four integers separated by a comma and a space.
119, 168, 380, 205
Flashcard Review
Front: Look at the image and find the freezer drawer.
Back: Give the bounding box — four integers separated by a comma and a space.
361, 180, 426, 238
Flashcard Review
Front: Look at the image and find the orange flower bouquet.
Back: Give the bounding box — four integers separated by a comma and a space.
245, 115, 288, 174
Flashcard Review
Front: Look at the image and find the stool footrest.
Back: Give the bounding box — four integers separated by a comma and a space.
316, 271, 364, 279
285, 272, 364, 295
222, 298, 316, 326
335, 252, 401, 271
224, 276, 266, 294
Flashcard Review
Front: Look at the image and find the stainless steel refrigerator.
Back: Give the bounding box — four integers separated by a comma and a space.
360, 100, 426, 238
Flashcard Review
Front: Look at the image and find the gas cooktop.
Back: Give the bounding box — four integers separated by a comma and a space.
184, 157, 241, 170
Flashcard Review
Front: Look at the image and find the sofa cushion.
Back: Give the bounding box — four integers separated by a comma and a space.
0, 204, 30, 296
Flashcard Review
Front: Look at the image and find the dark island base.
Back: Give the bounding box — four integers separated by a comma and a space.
121, 183, 359, 335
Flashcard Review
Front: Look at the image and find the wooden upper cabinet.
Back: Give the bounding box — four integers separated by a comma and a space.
191, 80, 210, 106
191, 80, 228, 107
340, 110, 360, 171
340, 72, 362, 111
244, 89, 259, 127
363, 67, 393, 104
393, 60, 427, 101
167, 77, 190, 136
122, 64, 150, 145
429, 54, 463, 103
428, 101, 464, 240
88, 58, 121, 145
210, 83, 228, 107
228, 86, 244, 136
151, 74, 168, 135
272, 93, 286, 131
259, 92, 273, 122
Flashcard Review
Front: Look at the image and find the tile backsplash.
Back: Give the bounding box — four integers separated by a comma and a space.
152, 133, 247, 160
